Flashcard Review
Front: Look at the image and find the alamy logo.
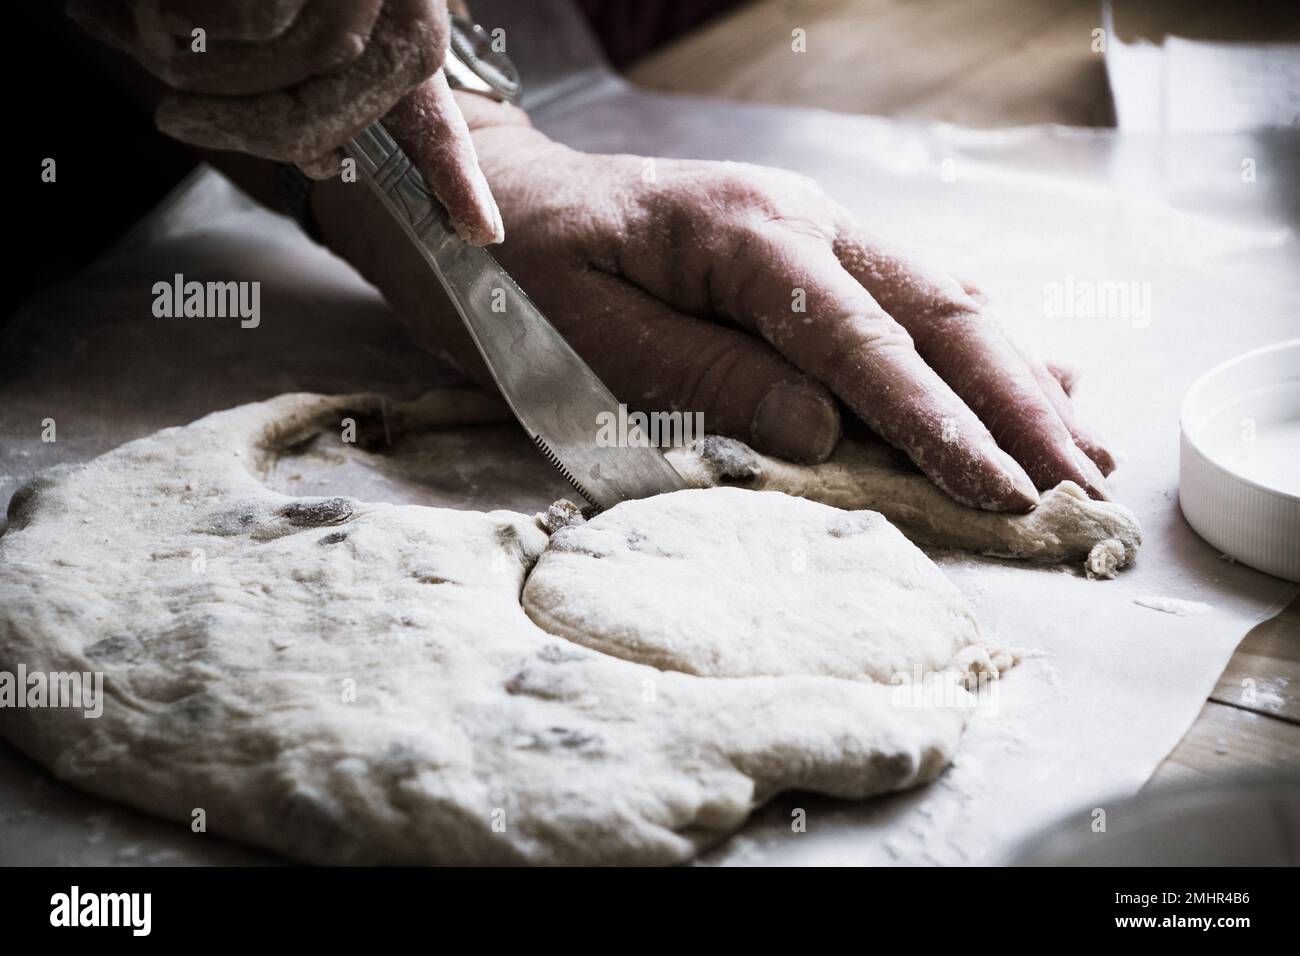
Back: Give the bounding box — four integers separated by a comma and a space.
889, 665, 1001, 715
50, 886, 151, 936
596, 404, 704, 448
152, 273, 261, 328
0, 665, 103, 718
1043, 273, 1151, 328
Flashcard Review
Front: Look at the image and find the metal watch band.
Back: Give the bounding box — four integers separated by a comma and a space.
444, 14, 523, 102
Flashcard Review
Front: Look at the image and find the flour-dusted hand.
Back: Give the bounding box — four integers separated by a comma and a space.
319, 96, 1116, 511
67, 0, 502, 244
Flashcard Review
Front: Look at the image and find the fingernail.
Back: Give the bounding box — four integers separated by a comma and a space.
752, 383, 840, 463
485, 193, 504, 244
457, 175, 503, 245
997, 450, 1040, 511
450, 199, 502, 246
1074, 422, 1117, 475
1080, 438, 1117, 477
1071, 445, 1113, 500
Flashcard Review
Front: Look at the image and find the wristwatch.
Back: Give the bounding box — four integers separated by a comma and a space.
443, 14, 522, 103
275, 15, 522, 238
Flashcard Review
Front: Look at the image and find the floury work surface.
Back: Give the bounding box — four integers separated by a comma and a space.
0, 0, 1297, 865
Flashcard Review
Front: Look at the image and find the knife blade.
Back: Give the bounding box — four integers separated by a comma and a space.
345, 122, 687, 510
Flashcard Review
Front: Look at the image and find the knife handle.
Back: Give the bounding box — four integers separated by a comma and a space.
346, 123, 457, 254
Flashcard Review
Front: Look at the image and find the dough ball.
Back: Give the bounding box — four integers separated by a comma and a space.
524, 487, 989, 683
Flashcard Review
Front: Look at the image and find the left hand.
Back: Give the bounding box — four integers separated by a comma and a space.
67, 0, 502, 244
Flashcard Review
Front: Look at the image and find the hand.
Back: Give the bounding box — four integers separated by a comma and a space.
317, 97, 1115, 513
68, 0, 501, 244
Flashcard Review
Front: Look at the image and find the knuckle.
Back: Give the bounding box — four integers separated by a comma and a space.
702, 168, 775, 211
924, 293, 987, 325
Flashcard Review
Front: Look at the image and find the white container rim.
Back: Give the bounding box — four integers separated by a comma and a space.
1179, 337, 1300, 506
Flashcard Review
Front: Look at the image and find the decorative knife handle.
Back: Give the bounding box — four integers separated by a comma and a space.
346, 123, 456, 252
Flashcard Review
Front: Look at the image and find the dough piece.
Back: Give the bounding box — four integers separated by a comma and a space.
534, 498, 588, 534
667, 435, 1141, 577
524, 488, 1007, 684
0, 392, 969, 866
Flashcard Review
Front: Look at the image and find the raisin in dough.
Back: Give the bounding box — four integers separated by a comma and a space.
523, 488, 1010, 683
0, 392, 973, 866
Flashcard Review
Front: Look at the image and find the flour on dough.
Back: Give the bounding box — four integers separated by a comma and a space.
667, 435, 1141, 577
524, 487, 1011, 685
0, 392, 974, 866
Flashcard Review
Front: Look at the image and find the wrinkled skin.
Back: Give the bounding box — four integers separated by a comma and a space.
323, 95, 1115, 513
67, 0, 500, 244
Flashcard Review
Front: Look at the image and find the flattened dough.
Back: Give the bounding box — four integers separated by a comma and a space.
667, 435, 1142, 577
0, 392, 972, 865
524, 488, 1007, 683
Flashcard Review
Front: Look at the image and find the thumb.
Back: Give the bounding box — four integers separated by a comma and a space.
384, 71, 504, 246
553, 273, 841, 464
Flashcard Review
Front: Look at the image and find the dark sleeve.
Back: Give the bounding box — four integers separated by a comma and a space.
6, 3, 195, 323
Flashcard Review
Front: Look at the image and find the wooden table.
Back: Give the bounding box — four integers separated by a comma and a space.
627, 0, 1114, 127
627, 0, 1300, 783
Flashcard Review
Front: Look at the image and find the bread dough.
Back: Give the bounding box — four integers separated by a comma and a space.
0, 392, 975, 865
667, 435, 1141, 577
319, 387, 1141, 576
215, 381, 1141, 575
524, 487, 1010, 683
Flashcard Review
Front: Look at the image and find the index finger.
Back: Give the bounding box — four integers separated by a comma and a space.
385, 71, 503, 246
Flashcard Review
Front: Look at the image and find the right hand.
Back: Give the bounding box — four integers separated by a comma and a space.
318, 97, 1115, 513
68, 0, 502, 244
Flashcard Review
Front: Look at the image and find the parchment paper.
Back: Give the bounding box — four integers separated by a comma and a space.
1, 0, 1296, 865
